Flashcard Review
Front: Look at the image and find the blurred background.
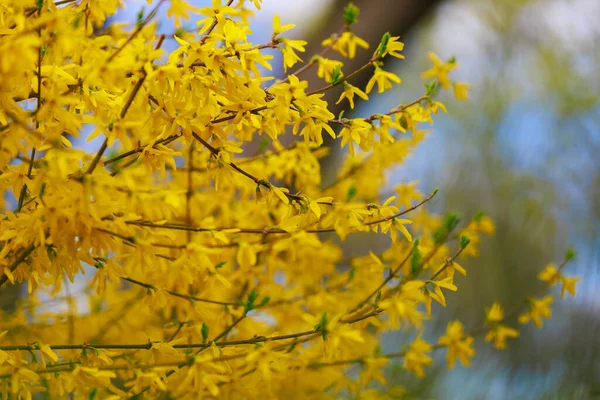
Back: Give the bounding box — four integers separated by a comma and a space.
5, 0, 599, 398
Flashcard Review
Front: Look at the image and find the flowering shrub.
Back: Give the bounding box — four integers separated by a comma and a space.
0, 0, 580, 398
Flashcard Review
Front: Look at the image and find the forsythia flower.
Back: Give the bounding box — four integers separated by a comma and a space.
421, 51, 457, 89
394, 181, 423, 209
438, 321, 475, 368
403, 337, 433, 378
322, 31, 369, 59
365, 67, 402, 94
316, 57, 344, 82
336, 82, 369, 109
485, 303, 520, 349
381, 35, 405, 59
519, 295, 553, 329
453, 81, 471, 101
273, 15, 307, 70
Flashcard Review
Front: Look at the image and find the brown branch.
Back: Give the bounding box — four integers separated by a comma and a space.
123, 189, 436, 235
306, 58, 376, 96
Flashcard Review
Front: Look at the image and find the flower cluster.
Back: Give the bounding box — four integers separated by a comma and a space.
0, 1, 579, 398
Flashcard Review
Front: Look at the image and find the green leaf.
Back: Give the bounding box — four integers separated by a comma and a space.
346, 185, 357, 201
445, 213, 459, 230
376, 32, 391, 59
347, 266, 356, 282
410, 240, 422, 276
89, 388, 97, 400
314, 312, 328, 340
565, 248, 577, 261
136, 7, 145, 28
201, 323, 209, 342
258, 296, 270, 308
330, 65, 343, 85
46, 245, 57, 260
37, 0, 44, 11
343, 3, 360, 26
215, 261, 226, 269
72, 13, 82, 28
258, 137, 269, 153
244, 288, 259, 313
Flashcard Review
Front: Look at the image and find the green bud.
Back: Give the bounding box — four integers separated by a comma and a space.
346, 185, 357, 201
343, 3, 360, 26
460, 235, 471, 249
330, 65, 343, 85
424, 80, 437, 97
215, 261, 226, 269
565, 248, 576, 261
201, 323, 209, 342
136, 7, 145, 28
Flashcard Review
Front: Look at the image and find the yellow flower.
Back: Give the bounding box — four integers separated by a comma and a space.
485, 302, 505, 323
485, 303, 519, 349
403, 337, 433, 378
280, 37, 307, 71
438, 321, 475, 368
453, 81, 470, 101
359, 357, 389, 385
560, 276, 580, 298
316, 57, 344, 82
197, 0, 239, 34
485, 324, 520, 350
428, 276, 458, 308
519, 295, 553, 329
273, 15, 306, 71
322, 31, 369, 59
336, 82, 369, 109
272, 14, 294, 36
538, 263, 560, 285
394, 181, 423, 209
365, 67, 402, 94
421, 51, 457, 89
382, 35, 405, 59
339, 118, 371, 156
